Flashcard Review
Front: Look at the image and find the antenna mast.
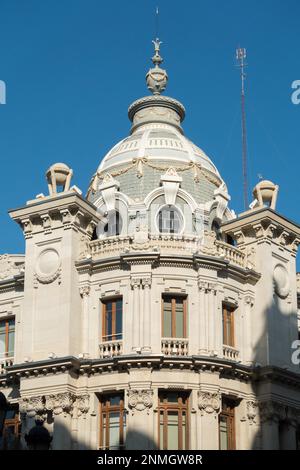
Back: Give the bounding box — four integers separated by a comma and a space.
236, 47, 249, 210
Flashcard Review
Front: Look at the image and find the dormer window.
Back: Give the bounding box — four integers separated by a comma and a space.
158, 205, 182, 234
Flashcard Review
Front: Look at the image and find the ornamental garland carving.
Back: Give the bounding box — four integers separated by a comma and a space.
87, 157, 222, 198
198, 391, 221, 414
34, 248, 61, 286
128, 389, 153, 413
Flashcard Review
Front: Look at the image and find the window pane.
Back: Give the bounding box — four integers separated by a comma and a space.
182, 411, 186, 449
0, 332, 5, 356
7, 330, 14, 357
175, 301, 184, 338
0, 321, 6, 333
110, 395, 122, 406
163, 300, 172, 337
115, 300, 122, 340
167, 412, 178, 450
159, 411, 164, 450
219, 416, 228, 450
105, 303, 112, 340
109, 411, 120, 449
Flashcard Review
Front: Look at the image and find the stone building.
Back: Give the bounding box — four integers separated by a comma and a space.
0, 40, 300, 450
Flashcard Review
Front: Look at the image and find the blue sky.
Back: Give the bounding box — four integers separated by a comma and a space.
0, 0, 299, 267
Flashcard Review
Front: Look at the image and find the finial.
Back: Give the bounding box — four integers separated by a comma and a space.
146, 36, 168, 95
152, 38, 163, 66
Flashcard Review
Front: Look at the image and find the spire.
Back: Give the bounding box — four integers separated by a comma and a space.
146, 37, 168, 95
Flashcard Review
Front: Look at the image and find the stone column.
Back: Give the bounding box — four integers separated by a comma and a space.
207, 284, 217, 355
198, 282, 207, 355
125, 388, 155, 450
260, 402, 281, 450
243, 296, 254, 365
46, 392, 75, 450
131, 277, 141, 351
76, 394, 90, 449
280, 407, 298, 450
198, 391, 221, 450
142, 277, 152, 352
19, 396, 46, 449
80, 286, 90, 357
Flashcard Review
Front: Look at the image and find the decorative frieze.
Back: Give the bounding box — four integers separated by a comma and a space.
198, 391, 220, 415
128, 389, 153, 414
45, 392, 76, 415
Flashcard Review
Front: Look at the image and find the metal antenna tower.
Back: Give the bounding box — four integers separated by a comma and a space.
236, 47, 249, 210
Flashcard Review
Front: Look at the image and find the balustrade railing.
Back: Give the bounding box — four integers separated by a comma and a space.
161, 338, 189, 356
99, 340, 123, 358
89, 234, 248, 269
0, 357, 14, 375
223, 345, 240, 361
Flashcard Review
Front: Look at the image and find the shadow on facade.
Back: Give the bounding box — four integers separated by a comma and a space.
248, 290, 299, 450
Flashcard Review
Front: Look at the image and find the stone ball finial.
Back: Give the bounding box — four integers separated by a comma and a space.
252, 179, 279, 210
46, 163, 73, 196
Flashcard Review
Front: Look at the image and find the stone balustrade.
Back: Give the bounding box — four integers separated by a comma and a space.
89, 233, 248, 269
223, 345, 240, 361
161, 338, 189, 356
99, 340, 123, 358
0, 357, 14, 375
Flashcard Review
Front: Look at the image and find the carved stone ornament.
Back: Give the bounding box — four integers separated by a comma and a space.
45, 392, 75, 415
34, 248, 61, 285
128, 389, 153, 413
198, 391, 220, 414
246, 400, 259, 424
259, 401, 286, 423
273, 264, 290, 299
0, 254, 24, 281
77, 394, 90, 416
19, 396, 45, 418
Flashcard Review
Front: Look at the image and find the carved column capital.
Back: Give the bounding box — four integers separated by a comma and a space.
45, 392, 75, 416
141, 276, 152, 288
76, 394, 90, 416
198, 391, 221, 415
244, 295, 254, 306
79, 285, 90, 297
130, 277, 141, 289
19, 396, 45, 418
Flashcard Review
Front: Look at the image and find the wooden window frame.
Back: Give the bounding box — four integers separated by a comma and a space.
0, 317, 15, 358
158, 391, 189, 450
2, 407, 21, 450
222, 304, 235, 347
99, 394, 125, 450
219, 398, 236, 450
101, 298, 122, 342
161, 295, 187, 338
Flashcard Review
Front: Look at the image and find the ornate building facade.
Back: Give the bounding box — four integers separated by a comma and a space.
0, 40, 300, 450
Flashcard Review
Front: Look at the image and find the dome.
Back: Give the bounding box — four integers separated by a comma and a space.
87, 40, 228, 211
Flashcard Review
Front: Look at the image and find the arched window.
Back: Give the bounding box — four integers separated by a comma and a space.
104, 211, 122, 237
158, 206, 182, 234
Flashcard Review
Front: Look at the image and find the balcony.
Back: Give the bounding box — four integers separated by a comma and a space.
223, 345, 239, 361
99, 340, 123, 358
161, 338, 189, 356
88, 233, 249, 269
0, 357, 14, 375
